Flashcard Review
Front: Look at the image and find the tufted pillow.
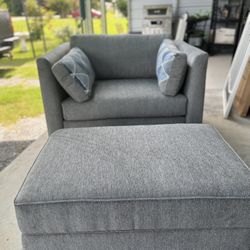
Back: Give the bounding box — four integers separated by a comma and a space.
156, 40, 187, 96
52, 47, 95, 103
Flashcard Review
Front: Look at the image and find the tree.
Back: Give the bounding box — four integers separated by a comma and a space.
0, 0, 8, 9
116, 0, 127, 17
25, 0, 40, 16
91, 0, 100, 10
3, 0, 23, 15
46, 0, 72, 18
24, 0, 48, 43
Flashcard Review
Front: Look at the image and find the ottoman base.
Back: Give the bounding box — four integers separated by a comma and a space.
23, 229, 250, 250
15, 125, 250, 250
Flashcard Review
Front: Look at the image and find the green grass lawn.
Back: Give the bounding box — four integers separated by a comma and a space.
0, 85, 43, 125
0, 12, 127, 126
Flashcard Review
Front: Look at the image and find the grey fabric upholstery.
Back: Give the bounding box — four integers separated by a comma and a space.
52, 47, 95, 103
156, 39, 187, 96
62, 79, 187, 121
70, 34, 167, 79
37, 36, 208, 135
176, 41, 208, 123
63, 117, 186, 128
37, 43, 70, 135
15, 125, 250, 237
22, 229, 250, 250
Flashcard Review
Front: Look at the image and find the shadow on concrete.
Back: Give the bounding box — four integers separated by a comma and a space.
0, 140, 34, 171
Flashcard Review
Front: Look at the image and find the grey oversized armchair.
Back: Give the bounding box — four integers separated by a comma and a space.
37, 35, 208, 135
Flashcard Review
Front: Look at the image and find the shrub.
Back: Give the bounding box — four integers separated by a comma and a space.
25, 0, 40, 16
3, 0, 23, 16
46, 0, 72, 18
55, 26, 74, 42
116, 0, 127, 17
24, 0, 43, 40
0, 0, 8, 9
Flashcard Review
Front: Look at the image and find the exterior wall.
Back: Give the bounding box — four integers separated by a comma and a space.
128, 0, 212, 33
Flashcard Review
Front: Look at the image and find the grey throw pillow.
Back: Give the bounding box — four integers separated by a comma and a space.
52, 47, 95, 103
156, 40, 187, 96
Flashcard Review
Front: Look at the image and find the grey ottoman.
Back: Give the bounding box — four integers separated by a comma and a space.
15, 125, 250, 250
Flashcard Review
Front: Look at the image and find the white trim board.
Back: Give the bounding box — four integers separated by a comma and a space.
223, 13, 250, 118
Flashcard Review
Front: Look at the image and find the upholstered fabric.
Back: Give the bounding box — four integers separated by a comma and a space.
62, 79, 187, 121
15, 125, 250, 236
22, 229, 250, 250
156, 39, 187, 96
36, 43, 70, 135
63, 117, 186, 128
175, 41, 208, 123
70, 34, 166, 79
52, 47, 95, 103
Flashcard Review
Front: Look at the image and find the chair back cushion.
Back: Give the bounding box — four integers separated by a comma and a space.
70, 34, 166, 79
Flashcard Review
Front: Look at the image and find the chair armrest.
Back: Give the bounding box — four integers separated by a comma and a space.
37, 43, 70, 135
175, 41, 208, 123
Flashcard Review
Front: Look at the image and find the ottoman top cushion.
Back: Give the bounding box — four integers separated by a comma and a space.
15, 124, 250, 235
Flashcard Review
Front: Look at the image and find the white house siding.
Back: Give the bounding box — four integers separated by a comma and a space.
128, 0, 212, 33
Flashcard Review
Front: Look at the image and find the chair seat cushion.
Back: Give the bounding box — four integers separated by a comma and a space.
61, 79, 187, 121
15, 125, 250, 235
